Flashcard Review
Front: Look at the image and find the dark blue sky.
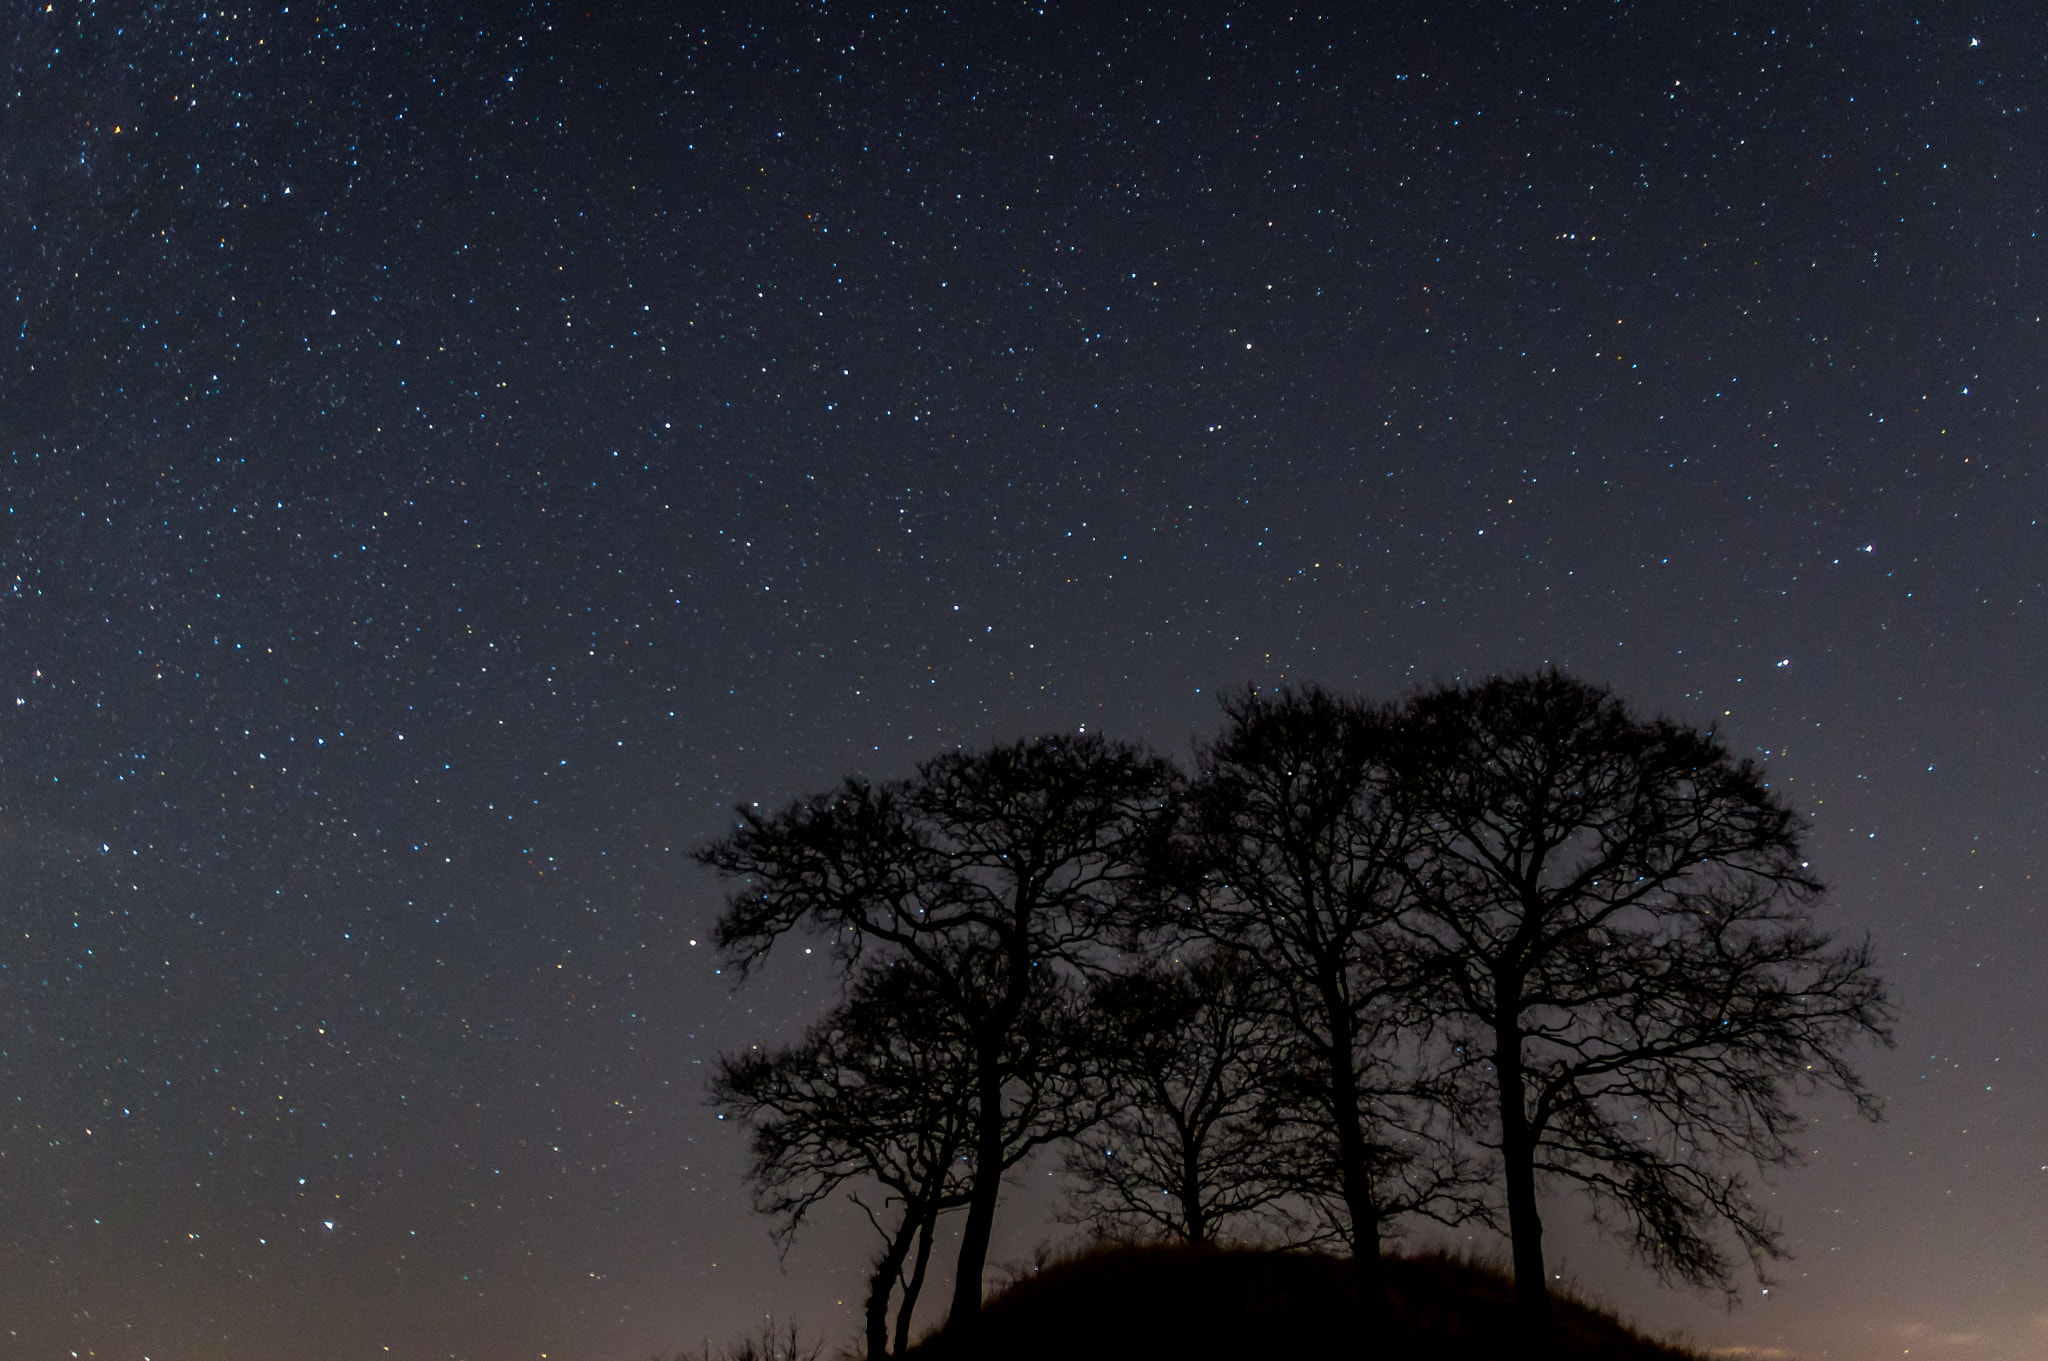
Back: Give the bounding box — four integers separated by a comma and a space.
3, 5, 2042, 1359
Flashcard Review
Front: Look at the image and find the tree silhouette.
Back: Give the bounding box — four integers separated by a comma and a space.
711, 964, 978, 1358
1061, 949, 1295, 1246
698, 734, 1174, 1332
1394, 672, 1894, 1327
1177, 687, 1481, 1318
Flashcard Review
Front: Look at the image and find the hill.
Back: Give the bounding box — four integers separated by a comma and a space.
902, 1243, 1709, 1361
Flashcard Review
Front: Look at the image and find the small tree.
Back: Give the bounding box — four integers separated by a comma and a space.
1394, 672, 1894, 1326
1179, 687, 1479, 1316
711, 965, 974, 1358
698, 734, 1175, 1330
1062, 949, 1294, 1246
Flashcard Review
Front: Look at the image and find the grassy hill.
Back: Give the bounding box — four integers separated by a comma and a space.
901, 1243, 1709, 1361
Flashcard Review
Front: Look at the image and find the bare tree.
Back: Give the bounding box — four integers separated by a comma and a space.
1178, 687, 1480, 1318
1062, 949, 1295, 1246
711, 965, 974, 1358
697, 733, 1175, 1332
1394, 671, 1894, 1327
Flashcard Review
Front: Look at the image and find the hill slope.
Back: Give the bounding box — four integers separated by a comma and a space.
904, 1244, 1707, 1361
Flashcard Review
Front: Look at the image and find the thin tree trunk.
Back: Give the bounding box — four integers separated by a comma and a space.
1496, 1014, 1552, 1329
865, 1215, 921, 1361
1181, 1135, 1208, 1245
896, 1205, 939, 1355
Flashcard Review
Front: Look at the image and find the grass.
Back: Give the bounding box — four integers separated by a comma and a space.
654, 1317, 827, 1361
896, 1241, 1710, 1361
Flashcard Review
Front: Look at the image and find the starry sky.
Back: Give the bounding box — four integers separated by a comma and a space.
2, 3, 2042, 1359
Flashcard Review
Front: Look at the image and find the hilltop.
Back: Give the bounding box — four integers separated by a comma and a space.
902, 1243, 1709, 1361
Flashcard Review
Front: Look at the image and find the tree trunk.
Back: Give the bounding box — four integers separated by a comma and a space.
1337, 1113, 1387, 1326
1181, 1136, 1208, 1245
944, 1047, 1009, 1331
1496, 1015, 1552, 1329
865, 1214, 921, 1360
896, 1205, 939, 1355
1325, 1001, 1388, 1326
943, 1155, 1001, 1328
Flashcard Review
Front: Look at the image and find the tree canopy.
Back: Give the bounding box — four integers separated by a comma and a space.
1176, 686, 1481, 1313
1062, 949, 1295, 1247
711, 964, 976, 1360
698, 733, 1175, 1332
1394, 672, 1893, 1321
697, 676, 1893, 1353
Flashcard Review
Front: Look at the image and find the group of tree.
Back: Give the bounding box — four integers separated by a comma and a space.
698, 672, 1893, 1358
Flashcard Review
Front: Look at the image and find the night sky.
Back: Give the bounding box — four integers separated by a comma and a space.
3, 4, 2043, 1359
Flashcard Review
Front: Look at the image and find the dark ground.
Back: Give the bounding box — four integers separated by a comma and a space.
906, 1243, 1709, 1361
